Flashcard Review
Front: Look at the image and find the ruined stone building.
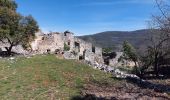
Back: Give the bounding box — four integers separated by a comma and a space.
31, 31, 64, 53
108, 52, 136, 68
0, 30, 137, 67
0, 30, 103, 64
30, 30, 104, 64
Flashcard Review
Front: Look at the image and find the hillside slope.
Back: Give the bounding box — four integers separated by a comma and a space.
0, 55, 169, 99
78, 29, 154, 51
0, 55, 114, 99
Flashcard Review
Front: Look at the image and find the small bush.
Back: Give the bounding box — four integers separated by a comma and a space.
64, 43, 70, 51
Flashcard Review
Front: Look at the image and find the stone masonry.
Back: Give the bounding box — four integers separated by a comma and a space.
30, 30, 104, 64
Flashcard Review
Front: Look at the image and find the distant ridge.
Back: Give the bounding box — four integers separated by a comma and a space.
78, 29, 156, 51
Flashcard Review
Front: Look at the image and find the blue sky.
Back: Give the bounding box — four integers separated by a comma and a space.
16, 0, 158, 35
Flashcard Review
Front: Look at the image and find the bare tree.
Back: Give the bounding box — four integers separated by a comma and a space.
141, 0, 170, 76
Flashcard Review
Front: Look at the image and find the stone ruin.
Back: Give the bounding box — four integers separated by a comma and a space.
29, 30, 137, 78
2, 30, 168, 93
30, 30, 104, 64
108, 52, 136, 68
0, 30, 103, 64
0, 30, 135, 67
1, 32, 169, 98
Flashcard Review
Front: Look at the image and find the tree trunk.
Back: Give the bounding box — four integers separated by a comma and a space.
134, 61, 139, 75
5, 45, 13, 56
154, 53, 159, 77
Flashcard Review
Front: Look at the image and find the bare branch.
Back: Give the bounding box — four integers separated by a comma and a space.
0, 39, 6, 44
155, 0, 170, 21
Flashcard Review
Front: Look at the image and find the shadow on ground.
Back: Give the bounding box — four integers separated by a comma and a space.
126, 76, 170, 93
0, 51, 19, 57
71, 94, 117, 100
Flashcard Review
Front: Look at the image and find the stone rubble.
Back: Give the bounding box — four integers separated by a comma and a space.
87, 61, 170, 93
90, 61, 139, 79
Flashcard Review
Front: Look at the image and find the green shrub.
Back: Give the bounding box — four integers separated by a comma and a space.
64, 43, 70, 51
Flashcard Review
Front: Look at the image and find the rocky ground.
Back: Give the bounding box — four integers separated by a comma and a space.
71, 61, 169, 100
78, 79, 170, 100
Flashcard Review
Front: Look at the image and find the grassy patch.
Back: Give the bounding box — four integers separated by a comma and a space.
0, 54, 117, 100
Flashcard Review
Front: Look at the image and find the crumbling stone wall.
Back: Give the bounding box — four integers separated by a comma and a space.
63, 31, 74, 51
0, 30, 104, 64
31, 30, 104, 64
109, 52, 135, 67
84, 50, 95, 63
73, 37, 92, 55
31, 31, 65, 54
31, 31, 45, 52
94, 46, 103, 63
72, 37, 104, 64
53, 33, 64, 51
